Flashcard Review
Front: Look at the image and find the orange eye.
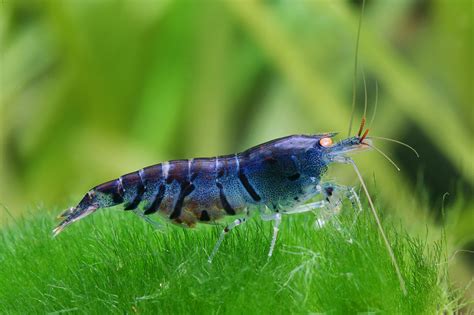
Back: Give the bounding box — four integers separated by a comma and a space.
319, 137, 333, 147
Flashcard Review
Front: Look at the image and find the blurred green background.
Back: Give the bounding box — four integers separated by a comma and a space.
0, 0, 472, 297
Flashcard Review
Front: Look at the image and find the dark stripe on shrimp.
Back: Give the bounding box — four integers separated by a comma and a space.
287, 173, 300, 181
124, 183, 145, 210
112, 179, 125, 204
169, 182, 195, 219
217, 160, 225, 178
216, 182, 236, 215
238, 170, 261, 202
144, 184, 165, 215
200, 210, 211, 222
290, 155, 300, 172
264, 157, 278, 165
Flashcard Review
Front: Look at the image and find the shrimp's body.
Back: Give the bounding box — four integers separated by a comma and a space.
54, 133, 358, 233
54, 130, 376, 266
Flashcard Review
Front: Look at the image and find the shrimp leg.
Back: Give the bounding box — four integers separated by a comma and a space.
133, 209, 163, 230
208, 217, 248, 263
320, 183, 362, 228
261, 201, 329, 258
260, 212, 281, 257
282, 200, 328, 215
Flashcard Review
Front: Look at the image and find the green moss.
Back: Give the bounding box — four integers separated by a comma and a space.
0, 207, 459, 313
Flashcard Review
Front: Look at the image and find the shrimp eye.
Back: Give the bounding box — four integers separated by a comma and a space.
319, 137, 333, 147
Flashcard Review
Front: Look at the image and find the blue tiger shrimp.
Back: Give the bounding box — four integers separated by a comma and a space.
53, 120, 412, 295
53, 0, 415, 295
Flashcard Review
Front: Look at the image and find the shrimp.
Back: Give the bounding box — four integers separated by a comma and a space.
53, 129, 373, 245
53, 131, 365, 240
53, 0, 415, 295
53, 124, 410, 294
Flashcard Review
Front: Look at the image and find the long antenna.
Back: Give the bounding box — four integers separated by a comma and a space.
347, 0, 366, 137
369, 136, 420, 158
369, 80, 379, 128
348, 159, 408, 296
362, 67, 368, 118
365, 143, 401, 171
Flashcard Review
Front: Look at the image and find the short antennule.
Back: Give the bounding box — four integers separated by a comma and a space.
357, 117, 366, 137
360, 128, 370, 143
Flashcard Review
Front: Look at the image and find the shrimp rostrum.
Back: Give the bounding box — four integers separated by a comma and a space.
54, 121, 410, 294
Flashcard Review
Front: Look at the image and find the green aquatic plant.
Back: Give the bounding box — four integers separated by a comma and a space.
0, 204, 462, 313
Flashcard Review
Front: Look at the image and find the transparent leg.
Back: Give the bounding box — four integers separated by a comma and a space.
208, 217, 247, 263
133, 209, 163, 230
260, 213, 282, 257
260, 201, 330, 258
282, 200, 328, 215
320, 183, 363, 229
